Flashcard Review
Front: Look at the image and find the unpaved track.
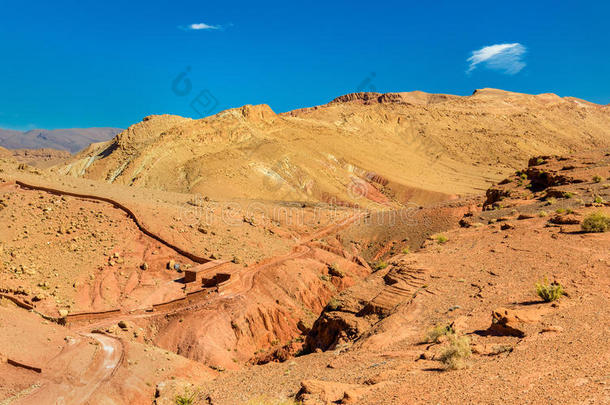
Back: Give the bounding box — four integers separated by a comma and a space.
13, 333, 123, 405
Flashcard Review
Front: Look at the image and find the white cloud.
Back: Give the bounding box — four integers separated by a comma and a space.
467, 43, 526, 75
181, 22, 220, 31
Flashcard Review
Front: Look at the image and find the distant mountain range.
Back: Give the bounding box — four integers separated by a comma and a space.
0, 127, 123, 153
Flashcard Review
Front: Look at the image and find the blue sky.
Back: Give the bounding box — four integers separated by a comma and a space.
1, 0, 608, 130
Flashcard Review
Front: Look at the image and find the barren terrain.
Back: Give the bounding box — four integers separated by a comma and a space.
0, 91, 609, 404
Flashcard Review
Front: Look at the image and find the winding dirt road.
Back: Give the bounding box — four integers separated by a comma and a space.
14, 333, 123, 405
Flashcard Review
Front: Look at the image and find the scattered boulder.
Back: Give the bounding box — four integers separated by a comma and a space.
471, 342, 513, 356
297, 379, 373, 405
459, 217, 473, 228
549, 214, 580, 225
253, 340, 304, 365
500, 223, 515, 231
488, 307, 544, 337
540, 325, 563, 334
306, 311, 370, 352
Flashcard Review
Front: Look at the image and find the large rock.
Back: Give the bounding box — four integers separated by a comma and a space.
306, 312, 371, 352
297, 379, 374, 405
488, 307, 544, 337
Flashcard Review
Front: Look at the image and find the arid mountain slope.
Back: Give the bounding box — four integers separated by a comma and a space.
0, 146, 10, 159
59, 89, 610, 208
0, 127, 122, 153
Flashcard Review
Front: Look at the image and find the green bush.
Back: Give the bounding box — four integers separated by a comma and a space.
581, 212, 610, 233
327, 263, 344, 278
424, 324, 454, 343
375, 261, 388, 270
175, 387, 201, 405
326, 298, 341, 311
439, 335, 471, 370
436, 235, 448, 244
535, 279, 564, 302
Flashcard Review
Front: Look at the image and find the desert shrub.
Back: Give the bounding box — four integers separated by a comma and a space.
326, 298, 341, 311
175, 387, 201, 405
327, 263, 344, 278
593, 175, 602, 183
425, 324, 454, 343
402, 247, 410, 254
375, 261, 388, 270
436, 234, 448, 244
538, 210, 548, 217
563, 192, 574, 198
555, 208, 566, 214
546, 197, 556, 205
581, 212, 610, 233
535, 279, 564, 302
439, 335, 471, 370
593, 195, 605, 204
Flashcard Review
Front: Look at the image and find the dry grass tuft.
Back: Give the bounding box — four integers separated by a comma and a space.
535, 279, 564, 302
425, 324, 454, 343
581, 212, 610, 233
435, 234, 448, 244
439, 335, 472, 370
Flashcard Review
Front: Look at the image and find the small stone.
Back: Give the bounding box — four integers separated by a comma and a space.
140, 262, 149, 270
540, 325, 563, 333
